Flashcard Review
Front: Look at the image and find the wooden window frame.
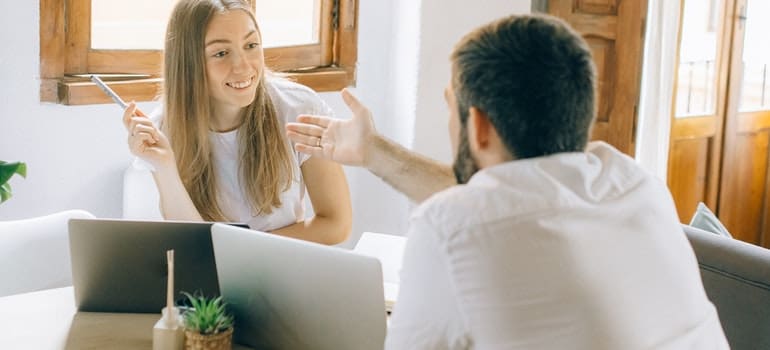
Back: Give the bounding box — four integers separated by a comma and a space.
40, 0, 358, 105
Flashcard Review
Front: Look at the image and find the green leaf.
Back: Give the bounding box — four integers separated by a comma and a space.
16, 163, 27, 177
180, 291, 233, 335
0, 162, 26, 186
1, 183, 11, 203
0, 162, 25, 204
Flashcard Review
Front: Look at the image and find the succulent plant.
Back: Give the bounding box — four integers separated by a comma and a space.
181, 292, 234, 335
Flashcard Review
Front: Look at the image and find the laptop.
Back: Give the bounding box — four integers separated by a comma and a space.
211, 223, 387, 350
68, 218, 245, 313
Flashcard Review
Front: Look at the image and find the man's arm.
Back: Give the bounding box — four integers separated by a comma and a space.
366, 134, 455, 203
285, 89, 455, 203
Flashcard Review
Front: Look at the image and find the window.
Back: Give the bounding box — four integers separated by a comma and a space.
674, 0, 721, 118
739, 0, 770, 111
39, 0, 358, 105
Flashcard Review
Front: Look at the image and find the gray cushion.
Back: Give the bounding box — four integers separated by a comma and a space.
682, 224, 770, 350
689, 202, 732, 238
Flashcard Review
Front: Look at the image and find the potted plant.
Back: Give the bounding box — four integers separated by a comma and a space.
0, 161, 26, 204
181, 292, 234, 350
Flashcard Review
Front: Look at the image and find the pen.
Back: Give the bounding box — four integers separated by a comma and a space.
90, 75, 146, 116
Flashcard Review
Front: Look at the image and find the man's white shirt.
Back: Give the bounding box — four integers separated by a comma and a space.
385, 142, 729, 350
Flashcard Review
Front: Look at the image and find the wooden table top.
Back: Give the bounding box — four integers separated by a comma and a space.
0, 287, 251, 349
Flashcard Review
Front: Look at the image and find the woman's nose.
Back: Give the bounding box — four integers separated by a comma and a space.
231, 51, 250, 73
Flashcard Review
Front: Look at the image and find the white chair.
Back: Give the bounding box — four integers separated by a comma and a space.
0, 209, 95, 297
122, 159, 162, 220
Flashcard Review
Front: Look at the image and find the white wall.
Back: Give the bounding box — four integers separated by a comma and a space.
412, 0, 532, 161
325, 0, 414, 246
0, 0, 530, 247
0, 2, 151, 221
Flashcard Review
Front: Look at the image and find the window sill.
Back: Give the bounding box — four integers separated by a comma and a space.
40, 67, 356, 106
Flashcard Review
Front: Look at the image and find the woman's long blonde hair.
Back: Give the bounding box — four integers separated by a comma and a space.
163, 0, 294, 220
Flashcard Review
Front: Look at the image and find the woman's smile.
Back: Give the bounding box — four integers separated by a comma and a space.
226, 76, 255, 90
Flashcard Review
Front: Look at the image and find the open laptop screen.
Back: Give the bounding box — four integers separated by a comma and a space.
211, 223, 387, 350
68, 218, 245, 313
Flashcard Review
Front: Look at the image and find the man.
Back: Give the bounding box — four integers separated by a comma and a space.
287, 14, 728, 349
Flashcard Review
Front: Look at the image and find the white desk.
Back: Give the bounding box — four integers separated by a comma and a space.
0, 287, 251, 349
353, 232, 406, 311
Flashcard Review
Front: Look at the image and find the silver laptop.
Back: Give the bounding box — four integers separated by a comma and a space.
211, 223, 387, 350
68, 218, 245, 313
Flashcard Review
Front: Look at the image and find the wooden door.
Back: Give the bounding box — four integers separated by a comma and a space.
548, 0, 649, 156
668, 0, 770, 247
667, 0, 732, 222
717, 0, 770, 247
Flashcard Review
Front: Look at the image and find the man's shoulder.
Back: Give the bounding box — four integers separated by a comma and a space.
411, 183, 525, 239
414, 185, 481, 216
410, 147, 669, 240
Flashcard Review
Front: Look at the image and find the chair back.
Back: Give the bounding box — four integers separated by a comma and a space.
683, 224, 770, 350
0, 210, 95, 296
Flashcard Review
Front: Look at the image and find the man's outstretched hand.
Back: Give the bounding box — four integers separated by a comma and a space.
286, 89, 377, 167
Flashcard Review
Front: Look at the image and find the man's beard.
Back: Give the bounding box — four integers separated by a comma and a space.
452, 125, 480, 184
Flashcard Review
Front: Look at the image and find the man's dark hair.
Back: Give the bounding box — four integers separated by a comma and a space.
451, 14, 596, 159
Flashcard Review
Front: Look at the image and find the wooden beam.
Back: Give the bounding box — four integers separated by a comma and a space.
59, 78, 162, 106
40, 0, 65, 102
337, 0, 359, 87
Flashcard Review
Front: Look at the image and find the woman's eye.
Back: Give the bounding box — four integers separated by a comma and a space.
247, 42, 260, 49
213, 50, 228, 58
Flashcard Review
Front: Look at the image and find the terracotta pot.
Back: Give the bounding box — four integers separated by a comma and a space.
184, 327, 233, 350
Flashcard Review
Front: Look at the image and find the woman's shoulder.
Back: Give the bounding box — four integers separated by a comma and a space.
266, 76, 317, 96
265, 76, 333, 118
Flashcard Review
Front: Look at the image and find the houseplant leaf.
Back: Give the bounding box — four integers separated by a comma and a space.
1, 182, 11, 203
0, 161, 26, 185
180, 292, 233, 335
0, 161, 26, 204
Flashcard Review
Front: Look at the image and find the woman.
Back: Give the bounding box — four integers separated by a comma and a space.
123, 0, 351, 245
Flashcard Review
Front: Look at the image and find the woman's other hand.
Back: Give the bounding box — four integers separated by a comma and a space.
122, 102, 176, 171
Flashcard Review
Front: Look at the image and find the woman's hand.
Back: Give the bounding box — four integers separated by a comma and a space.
122, 102, 175, 172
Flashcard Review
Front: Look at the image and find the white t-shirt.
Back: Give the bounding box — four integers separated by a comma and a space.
140, 78, 333, 231
386, 142, 730, 350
